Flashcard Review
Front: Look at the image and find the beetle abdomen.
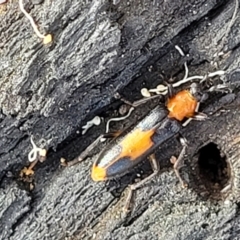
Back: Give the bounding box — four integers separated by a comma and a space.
91, 105, 181, 181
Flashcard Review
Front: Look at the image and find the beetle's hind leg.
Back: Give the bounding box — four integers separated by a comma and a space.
61, 132, 121, 167
170, 136, 188, 188
124, 153, 159, 212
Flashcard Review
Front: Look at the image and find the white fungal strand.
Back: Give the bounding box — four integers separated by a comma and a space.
19, 0, 52, 44
82, 116, 102, 135
145, 70, 226, 96
141, 88, 151, 97
28, 136, 47, 162
105, 107, 134, 133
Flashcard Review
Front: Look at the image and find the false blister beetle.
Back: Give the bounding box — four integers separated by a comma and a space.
61, 83, 207, 211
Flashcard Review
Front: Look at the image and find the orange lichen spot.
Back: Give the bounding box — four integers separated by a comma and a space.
20, 167, 34, 177
118, 128, 154, 160
43, 34, 52, 44
167, 90, 197, 121
91, 166, 107, 181
0, 1, 7, 14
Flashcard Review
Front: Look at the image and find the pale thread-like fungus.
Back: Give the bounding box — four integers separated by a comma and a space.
28, 136, 47, 162
140, 88, 151, 97
82, 116, 102, 135
141, 45, 226, 98
105, 107, 135, 133
20, 136, 47, 177
141, 70, 225, 97
19, 0, 52, 44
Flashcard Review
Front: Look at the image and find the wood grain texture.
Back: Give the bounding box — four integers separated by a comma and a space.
1, 0, 240, 239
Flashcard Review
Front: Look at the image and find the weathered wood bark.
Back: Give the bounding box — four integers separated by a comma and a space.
1, 0, 240, 239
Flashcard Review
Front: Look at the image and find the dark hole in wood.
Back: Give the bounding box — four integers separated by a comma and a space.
201, 223, 209, 229
198, 142, 230, 196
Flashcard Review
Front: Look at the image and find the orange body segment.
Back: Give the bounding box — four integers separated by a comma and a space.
91, 166, 107, 181
167, 90, 197, 121
118, 128, 155, 160
91, 128, 155, 181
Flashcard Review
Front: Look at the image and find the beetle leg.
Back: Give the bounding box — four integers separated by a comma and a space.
114, 92, 162, 107
170, 137, 188, 188
182, 101, 208, 127
124, 153, 159, 212
191, 112, 208, 121
189, 82, 199, 95
166, 83, 175, 99
61, 132, 121, 167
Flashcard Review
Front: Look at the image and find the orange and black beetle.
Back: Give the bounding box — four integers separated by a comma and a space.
62, 84, 206, 210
